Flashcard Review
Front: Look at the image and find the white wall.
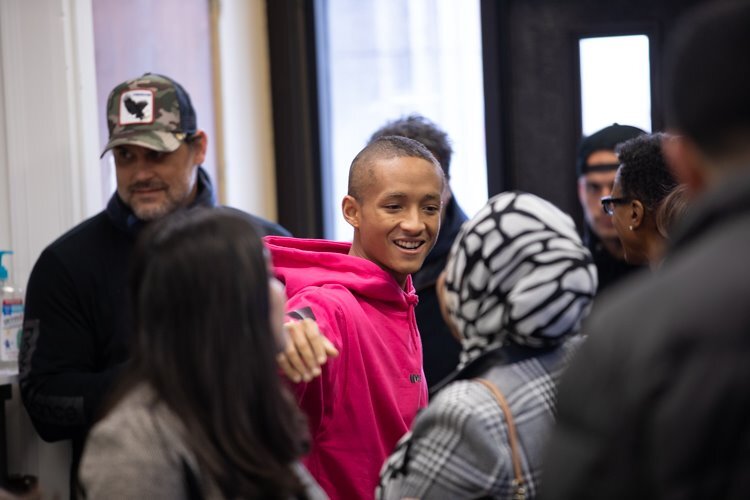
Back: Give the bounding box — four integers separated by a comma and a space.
0, 0, 104, 496
0, 0, 102, 286
0, 0, 279, 495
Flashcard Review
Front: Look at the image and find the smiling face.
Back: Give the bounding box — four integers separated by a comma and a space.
343, 156, 443, 288
113, 132, 207, 221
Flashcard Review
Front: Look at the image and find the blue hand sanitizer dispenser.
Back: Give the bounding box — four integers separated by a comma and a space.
0, 251, 23, 363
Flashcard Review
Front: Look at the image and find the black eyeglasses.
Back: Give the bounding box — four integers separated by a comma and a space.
601, 195, 631, 215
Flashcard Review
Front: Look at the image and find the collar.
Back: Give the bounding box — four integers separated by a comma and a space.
105, 166, 216, 237
429, 343, 554, 397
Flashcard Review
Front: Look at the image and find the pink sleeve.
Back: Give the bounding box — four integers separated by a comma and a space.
284, 288, 346, 435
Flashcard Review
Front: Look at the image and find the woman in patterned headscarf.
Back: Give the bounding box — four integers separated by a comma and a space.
377, 191, 598, 500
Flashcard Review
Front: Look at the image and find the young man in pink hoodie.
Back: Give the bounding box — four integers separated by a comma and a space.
265, 135, 445, 499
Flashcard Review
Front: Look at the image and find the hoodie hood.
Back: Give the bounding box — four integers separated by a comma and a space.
264, 236, 418, 308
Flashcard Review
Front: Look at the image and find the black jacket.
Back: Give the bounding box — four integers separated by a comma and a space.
19, 168, 289, 482
412, 196, 467, 388
541, 170, 750, 500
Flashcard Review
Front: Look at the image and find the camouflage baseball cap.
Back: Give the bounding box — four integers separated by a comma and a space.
101, 73, 197, 157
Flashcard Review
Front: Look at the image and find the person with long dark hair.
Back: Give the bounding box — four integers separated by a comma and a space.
78, 209, 326, 499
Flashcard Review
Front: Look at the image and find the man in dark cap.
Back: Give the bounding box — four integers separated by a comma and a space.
576, 123, 646, 291
542, 1, 750, 498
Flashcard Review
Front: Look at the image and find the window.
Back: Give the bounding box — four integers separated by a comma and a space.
317, 0, 487, 241
579, 34, 651, 135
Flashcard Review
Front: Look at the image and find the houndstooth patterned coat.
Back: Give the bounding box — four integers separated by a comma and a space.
377, 339, 582, 500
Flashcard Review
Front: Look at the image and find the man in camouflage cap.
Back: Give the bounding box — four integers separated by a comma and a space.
19, 73, 290, 491
101, 73, 211, 221
103, 73, 198, 154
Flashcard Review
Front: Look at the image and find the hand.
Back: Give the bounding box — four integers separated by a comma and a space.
277, 318, 339, 383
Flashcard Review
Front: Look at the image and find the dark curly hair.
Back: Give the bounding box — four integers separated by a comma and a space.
368, 114, 453, 177
615, 133, 678, 212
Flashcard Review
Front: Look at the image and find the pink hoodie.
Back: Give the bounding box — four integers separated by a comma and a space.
265, 236, 428, 500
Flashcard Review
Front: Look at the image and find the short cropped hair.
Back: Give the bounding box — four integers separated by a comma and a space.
665, 1, 750, 156
616, 133, 678, 212
368, 115, 453, 177
348, 135, 443, 201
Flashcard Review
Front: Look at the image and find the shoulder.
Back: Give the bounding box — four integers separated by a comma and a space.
413, 380, 503, 442
378, 380, 510, 499
32, 211, 122, 269
287, 284, 357, 317
286, 285, 357, 345
486, 344, 579, 403
80, 386, 188, 497
586, 221, 750, 376
554, 249, 719, 428
83, 386, 189, 467
48, 211, 118, 250
27, 212, 128, 293
219, 206, 291, 237
86, 386, 180, 448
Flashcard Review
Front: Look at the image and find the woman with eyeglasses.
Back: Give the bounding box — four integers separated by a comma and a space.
600, 133, 680, 268
79, 209, 326, 499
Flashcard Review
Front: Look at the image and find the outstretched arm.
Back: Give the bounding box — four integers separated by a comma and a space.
277, 316, 339, 383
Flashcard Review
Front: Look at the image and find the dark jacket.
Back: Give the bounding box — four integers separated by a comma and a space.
19, 168, 289, 485
541, 170, 750, 500
412, 196, 467, 387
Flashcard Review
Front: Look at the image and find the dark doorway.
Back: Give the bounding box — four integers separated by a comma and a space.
481, 0, 709, 227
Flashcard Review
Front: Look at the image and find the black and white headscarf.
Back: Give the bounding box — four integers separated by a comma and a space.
443, 191, 598, 368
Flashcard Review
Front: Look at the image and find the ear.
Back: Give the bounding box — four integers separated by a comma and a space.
191, 130, 208, 165
342, 195, 361, 229
630, 199, 646, 230
663, 134, 707, 195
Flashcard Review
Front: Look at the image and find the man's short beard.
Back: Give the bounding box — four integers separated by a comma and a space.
131, 200, 178, 221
